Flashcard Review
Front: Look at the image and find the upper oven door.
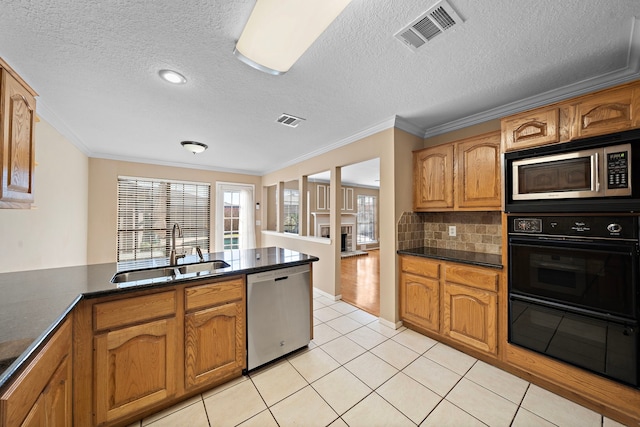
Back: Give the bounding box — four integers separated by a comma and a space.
512, 149, 601, 200
509, 236, 638, 319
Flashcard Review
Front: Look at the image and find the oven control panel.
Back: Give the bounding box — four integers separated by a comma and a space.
513, 218, 542, 233
509, 216, 637, 239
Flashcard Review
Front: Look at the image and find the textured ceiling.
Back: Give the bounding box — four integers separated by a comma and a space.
1, 0, 640, 176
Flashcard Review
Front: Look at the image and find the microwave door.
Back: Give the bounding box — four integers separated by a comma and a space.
512, 150, 600, 200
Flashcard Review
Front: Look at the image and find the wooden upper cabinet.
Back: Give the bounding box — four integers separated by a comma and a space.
574, 84, 640, 139
0, 59, 37, 209
502, 106, 572, 151
413, 143, 454, 210
413, 131, 502, 212
455, 132, 501, 209
502, 80, 640, 153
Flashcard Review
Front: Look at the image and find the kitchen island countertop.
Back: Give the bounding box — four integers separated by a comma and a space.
0, 247, 318, 389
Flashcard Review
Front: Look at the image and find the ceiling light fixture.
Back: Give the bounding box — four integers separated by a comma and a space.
233, 0, 352, 75
180, 141, 208, 154
159, 69, 187, 84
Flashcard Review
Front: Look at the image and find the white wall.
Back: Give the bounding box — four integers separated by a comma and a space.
0, 119, 89, 273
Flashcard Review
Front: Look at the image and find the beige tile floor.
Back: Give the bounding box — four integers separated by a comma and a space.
128, 291, 629, 427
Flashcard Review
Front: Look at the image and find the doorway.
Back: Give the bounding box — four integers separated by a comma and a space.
215, 183, 256, 251
339, 159, 380, 316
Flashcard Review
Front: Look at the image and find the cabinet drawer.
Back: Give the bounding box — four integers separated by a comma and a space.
94, 291, 176, 331
401, 256, 440, 279
444, 264, 499, 292
185, 277, 244, 312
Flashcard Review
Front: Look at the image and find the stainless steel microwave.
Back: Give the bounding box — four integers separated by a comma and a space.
504, 129, 640, 212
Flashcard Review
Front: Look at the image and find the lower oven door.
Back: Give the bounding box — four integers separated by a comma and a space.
509, 237, 638, 318
510, 296, 638, 386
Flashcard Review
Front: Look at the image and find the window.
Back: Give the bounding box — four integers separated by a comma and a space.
357, 194, 376, 244
222, 189, 241, 249
117, 177, 210, 262
283, 188, 299, 234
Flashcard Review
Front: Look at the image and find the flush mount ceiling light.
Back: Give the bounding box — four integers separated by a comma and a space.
233, 0, 352, 75
159, 69, 187, 84
180, 141, 208, 154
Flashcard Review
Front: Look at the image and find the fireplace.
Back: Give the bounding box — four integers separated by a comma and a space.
314, 213, 356, 252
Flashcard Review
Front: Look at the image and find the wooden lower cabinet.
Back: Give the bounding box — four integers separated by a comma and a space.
400, 273, 440, 333
399, 255, 500, 357
0, 318, 72, 427
442, 282, 497, 354
185, 278, 245, 389
69, 276, 247, 426
94, 318, 178, 425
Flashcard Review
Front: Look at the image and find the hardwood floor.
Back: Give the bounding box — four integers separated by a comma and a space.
340, 249, 380, 316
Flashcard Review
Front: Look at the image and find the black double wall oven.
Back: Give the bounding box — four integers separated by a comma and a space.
505, 130, 640, 388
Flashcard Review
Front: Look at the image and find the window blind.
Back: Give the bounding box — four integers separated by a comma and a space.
117, 177, 210, 262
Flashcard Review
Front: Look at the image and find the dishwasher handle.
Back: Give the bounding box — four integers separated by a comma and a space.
275, 276, 288, 282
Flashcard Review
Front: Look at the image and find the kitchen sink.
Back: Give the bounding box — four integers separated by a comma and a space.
111, 267, 177, 283
177, 260, 230, 274
111, 260, 231, 284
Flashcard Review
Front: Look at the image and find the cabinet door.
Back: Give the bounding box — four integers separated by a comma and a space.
443, 283, 497, 354
42, 356, 72, 427
413, 144, 454, 211
574, 85, 640, 139
455, 132, 501, 210
502, 107, 561, 151
400, 272, 440, 332
94, 318, 177, 425
0, 70, 36, 207
19, 396, 45, 427
185, 301, 245, 389
0, 319, 72, 427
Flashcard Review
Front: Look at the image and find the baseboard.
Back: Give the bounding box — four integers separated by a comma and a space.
312, 287, 342, 301
378, 318, 403, 330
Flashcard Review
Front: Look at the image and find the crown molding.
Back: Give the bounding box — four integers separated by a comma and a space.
36, 100, 92, 156
262, 116, 397, 174
90, 152, 262, 176
394, 116, 425, 137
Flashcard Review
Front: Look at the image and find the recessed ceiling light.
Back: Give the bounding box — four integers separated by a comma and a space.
181, 141, 208, 154
159, 69, 187, 84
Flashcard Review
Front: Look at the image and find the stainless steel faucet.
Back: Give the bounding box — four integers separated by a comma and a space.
170, 223, 185, 265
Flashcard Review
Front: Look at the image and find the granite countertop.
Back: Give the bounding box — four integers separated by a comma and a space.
397, 247, 503, 269
0, 247, 318, 389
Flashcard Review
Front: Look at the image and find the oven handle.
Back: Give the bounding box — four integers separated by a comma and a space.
510, 293, 639, 324
594, 151, 600, 193
509, 237, 639, 255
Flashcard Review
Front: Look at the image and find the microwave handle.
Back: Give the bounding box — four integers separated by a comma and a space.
594, 152, 600, 192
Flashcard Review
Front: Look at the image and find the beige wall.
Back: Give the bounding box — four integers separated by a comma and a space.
87, 159, 262, 264
0, 119, 89, 273
262, 127, 423, 325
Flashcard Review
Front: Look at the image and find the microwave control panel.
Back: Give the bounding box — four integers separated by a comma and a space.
607, 150, 629, 189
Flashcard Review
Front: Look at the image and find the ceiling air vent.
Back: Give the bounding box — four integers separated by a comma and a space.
394, 0, 463, 51
276, 113, 305, 128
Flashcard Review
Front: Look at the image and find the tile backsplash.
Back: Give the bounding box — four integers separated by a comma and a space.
398, 211, 502, 254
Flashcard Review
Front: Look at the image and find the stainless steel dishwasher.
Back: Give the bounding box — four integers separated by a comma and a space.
246, 264, 311, 371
